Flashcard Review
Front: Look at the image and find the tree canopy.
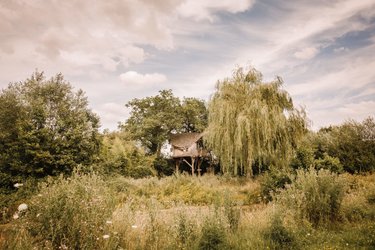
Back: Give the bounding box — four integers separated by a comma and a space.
0, 71, 100, 186
121, 89, 207, 157
315, 117, 375, 173
205, 67, 308, 176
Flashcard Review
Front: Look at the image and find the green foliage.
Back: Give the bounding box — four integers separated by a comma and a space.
19, 170, 117, 249
0, 71, 100, 186
223, 197, 241, 232
153, 156, 175, 176
2, 173, 375, 249
181, 97, 208, 133
314, 153, 343, 173
263, 213, 296, 249
99, 131, 155, 177
290, 146, 314, 170
122, 89, 208, 157
276, 168, 345, 227
205, 66, 308, 176
314, 117, 375, 173
175, 211, 196, 248
198, 216, 227, 250
0, 178, 40, 223
260, 166, 292, 202
329, 117, 375, 173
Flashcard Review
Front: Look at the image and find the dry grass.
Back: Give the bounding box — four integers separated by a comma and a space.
1, 171, 375, 249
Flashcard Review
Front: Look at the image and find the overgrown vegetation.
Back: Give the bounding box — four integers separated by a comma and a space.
1, 67, 374, 249
1, 172, 374, 249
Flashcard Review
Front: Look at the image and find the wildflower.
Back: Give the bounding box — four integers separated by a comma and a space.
14, 183, 23, 188
131, 225, 138, 229
103, 235, 110, 239
13, 213, 19, 219
106, 220, 112, 224
18, 203, 28, 212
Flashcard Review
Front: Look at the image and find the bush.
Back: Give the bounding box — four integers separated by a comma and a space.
199, 216, 227, 250
290, 146, 314, 170
275, 167, 345, 227
314, 153, 343, 173
223, 193, 241, 232
126, 165, 155, 179
174, 211, 197, 248
260, 166, 292, 202
263, 213, 296, 249
13, 170, 118, 249
0, 177, 40, 223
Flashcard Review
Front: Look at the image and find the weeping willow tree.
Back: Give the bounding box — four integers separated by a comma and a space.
205, 66, 308, 176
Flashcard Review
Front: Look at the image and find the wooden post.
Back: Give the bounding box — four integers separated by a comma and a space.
191, 157, 195, 175
197, 158, 202, 177
175, 159, 180, 173
183, 158, 196, 176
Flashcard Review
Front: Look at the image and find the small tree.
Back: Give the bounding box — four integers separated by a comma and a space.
0, 71, 100, 185
205, 66, 307, 176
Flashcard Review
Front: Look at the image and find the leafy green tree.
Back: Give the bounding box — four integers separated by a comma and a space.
181, 97, 208, 133
205, 66, 308, 176
324, 117, 375, 173
122, 89, 207, 157
0, 71, 100, 186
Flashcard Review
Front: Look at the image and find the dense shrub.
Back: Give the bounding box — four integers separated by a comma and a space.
263, 213, 296, 249
314, 153, 343, 173
99, 131, 155, 177
276, 168, 345, 227
290, 146, 314, 170
198, 216, 227, 250
260, 166, 292, 202
317, 118, 375, 173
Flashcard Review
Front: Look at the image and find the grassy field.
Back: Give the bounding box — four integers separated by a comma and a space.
1, 170, 375, 249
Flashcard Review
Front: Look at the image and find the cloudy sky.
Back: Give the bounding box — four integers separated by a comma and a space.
1, 0, 374, 130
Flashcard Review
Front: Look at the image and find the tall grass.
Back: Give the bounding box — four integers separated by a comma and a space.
1, 170, 374, 249
275, 167, 345, 227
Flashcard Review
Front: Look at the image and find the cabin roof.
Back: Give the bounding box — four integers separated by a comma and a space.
169, 132, 204, 148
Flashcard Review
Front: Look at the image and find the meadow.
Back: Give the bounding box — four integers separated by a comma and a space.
1, 168, 374, 249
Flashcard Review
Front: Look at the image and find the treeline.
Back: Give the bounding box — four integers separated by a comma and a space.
0, 68, 374, 194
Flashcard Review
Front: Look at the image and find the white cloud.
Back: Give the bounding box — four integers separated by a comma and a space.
119, 71, 167, 85
177, 0, 254, 21
1, 0, 374, 131
94, 102, 130, 131
310, 101, 375, 129
294, 47, 319, 60
334, 47, 349, 53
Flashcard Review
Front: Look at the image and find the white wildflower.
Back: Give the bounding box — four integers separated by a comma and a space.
131, 225, 138, 229
106, 220, 112, 224
18, 203, 28, 212
13, 213, 19, 219
103, 235, 110, 239
14, 183, 23, 188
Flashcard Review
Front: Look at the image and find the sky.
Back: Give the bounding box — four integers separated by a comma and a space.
1, 0, 374, 131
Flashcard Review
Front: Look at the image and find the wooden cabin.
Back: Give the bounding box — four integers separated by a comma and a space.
169, 132, 209, 175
